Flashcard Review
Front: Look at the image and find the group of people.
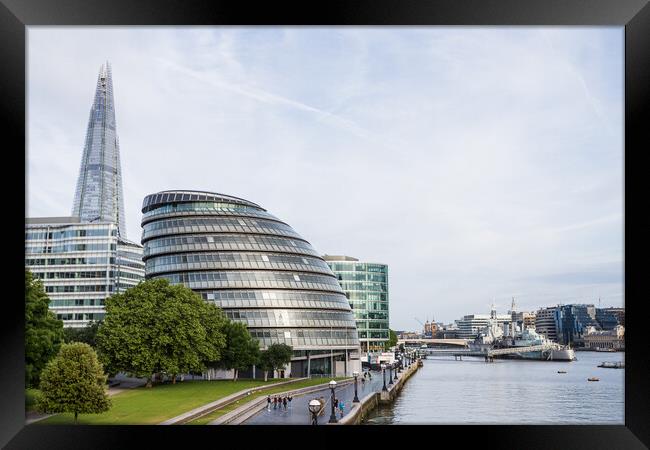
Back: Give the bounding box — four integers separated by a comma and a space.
267, 394, 293, 411
333, 397, 346, 418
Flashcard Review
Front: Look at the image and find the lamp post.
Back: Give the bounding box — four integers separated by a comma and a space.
328, 380, 338, 423
388, 364, 393, 385
353, 371, 360, 403
381, 364, 387, 391
309, 399, 321, 425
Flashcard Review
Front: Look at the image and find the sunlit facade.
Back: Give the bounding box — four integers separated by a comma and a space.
141, 190, 361, 377
323, 255, 389, 352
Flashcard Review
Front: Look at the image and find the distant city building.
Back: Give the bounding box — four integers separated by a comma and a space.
556, 304, 599, 346
25, 217, 144, 328
535, 306, 559, 342
513, 311, 537, 330
423, 320, 437, 337
323, 255, 389, 353
596, 307, 625, 330
583, 325, 625, 351
26, 62, 143, 328
454, 308, 511, 340
141, 190, 361, 378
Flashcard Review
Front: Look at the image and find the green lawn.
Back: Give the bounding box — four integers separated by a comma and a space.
25, 388, 42, 412
188, 377, 350, 425
37, 379, 283, 425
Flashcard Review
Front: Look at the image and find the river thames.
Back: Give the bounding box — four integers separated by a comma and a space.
362, 351, 624, 425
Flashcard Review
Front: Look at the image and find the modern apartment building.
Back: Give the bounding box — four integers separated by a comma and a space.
323, 255, 389, 352
535, 306, 559, 342
140, 190, 361, 377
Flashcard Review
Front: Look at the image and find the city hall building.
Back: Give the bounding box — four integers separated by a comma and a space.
322, 255, 390, 353
140, 190, 361, 377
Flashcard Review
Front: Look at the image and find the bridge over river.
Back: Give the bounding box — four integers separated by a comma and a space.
424, 344, 559, 361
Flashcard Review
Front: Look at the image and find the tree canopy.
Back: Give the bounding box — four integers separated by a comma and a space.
217, 321, 260, 381
63, 320, 101, 347
25, 269, 64, 388
258, 343, 293, 381
96, 279, 227, 387
385, 329, 398, 350
38, 342, 111, 423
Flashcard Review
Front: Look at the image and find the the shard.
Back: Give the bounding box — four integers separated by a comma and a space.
72, 61, 127, 237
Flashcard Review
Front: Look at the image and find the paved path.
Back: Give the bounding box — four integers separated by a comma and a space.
244, 370, 389, 425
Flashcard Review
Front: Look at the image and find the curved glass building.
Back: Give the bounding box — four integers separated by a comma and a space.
141, 190, 360, 377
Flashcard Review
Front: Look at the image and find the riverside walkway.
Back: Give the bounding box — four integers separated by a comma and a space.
243, 371, 386, 425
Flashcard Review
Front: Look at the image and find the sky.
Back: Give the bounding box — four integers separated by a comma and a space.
26, 27, 624, 330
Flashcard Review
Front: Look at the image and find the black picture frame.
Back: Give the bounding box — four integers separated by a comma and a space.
2, 0, 648, 448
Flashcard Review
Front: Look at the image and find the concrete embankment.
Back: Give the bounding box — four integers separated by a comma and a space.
211, 379, 355, 425
333, 361, 420, 425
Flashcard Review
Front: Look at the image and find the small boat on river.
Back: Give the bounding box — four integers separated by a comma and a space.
587, 377, 600, 382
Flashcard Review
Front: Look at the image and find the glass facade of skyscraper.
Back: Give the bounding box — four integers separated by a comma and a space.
71, 61, 127, 237
323, 255, 389, 352
25, 217, 144, 328
141, 190, 361, 377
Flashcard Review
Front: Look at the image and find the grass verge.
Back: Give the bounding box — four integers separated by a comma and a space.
37, 379, 283, 425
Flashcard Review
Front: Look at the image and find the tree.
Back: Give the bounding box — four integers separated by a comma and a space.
258, 343, 293, 381
385, 329, 398, 350
63, 320, 101, 347
96, 279, 227, 387
25, 269, 64, 388
38, 342, 111, 423
217, 321, 260, 381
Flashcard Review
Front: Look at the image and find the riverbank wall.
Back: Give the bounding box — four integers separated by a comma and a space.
334, 360, 420, 425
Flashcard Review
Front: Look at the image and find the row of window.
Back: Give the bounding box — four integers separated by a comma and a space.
26, 256, 112, 266
248, 328, 358, 341
50, 298, 106, 307
358, 331, 389, 339
46, 285, 112, 293
143, 201, 255, 218
327, 263, 387, 273
145, 252, 329, 272
338, 281, 388, 292
351, 311, 389, 320
26, 243, 117, 254
57, 312, 105, 321
34, 270, 112, 280
143, 193, 260, 211
350, 302, 389, 311
156, 271, 341, 287
25, 228, 115, 241
143, 234, 312, 253
143, 216, 292, 234
224, 309, 355, 322
345, 292, 388, 301
335, 272, 387, 283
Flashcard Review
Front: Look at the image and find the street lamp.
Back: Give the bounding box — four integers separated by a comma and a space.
388, 364, 393, 385
308, 399, 321, 425
381, 364, 387, 391
328, 380, 338, 423
353, 371, 360, 403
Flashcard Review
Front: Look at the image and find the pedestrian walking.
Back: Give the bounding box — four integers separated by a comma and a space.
273, 396, 277, 409
267, 395, 271, 410
282, 396, 287, 410
339, 400, 345, 418
288, 394, 293, 408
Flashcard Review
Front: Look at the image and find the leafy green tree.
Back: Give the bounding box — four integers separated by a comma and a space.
25, 269, 64, 388
63, 320, 101, 347
258, 343, 293, 381
96, 279, 227, 387
38, 342, 111, 423
385, 329, 398, 350
217, 321, 260, 381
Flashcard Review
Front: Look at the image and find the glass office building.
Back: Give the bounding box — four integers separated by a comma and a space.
322, 255, 389, 352
72, 61, 127, 237
25, 217, 144, 328
141, 190, 361, 377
